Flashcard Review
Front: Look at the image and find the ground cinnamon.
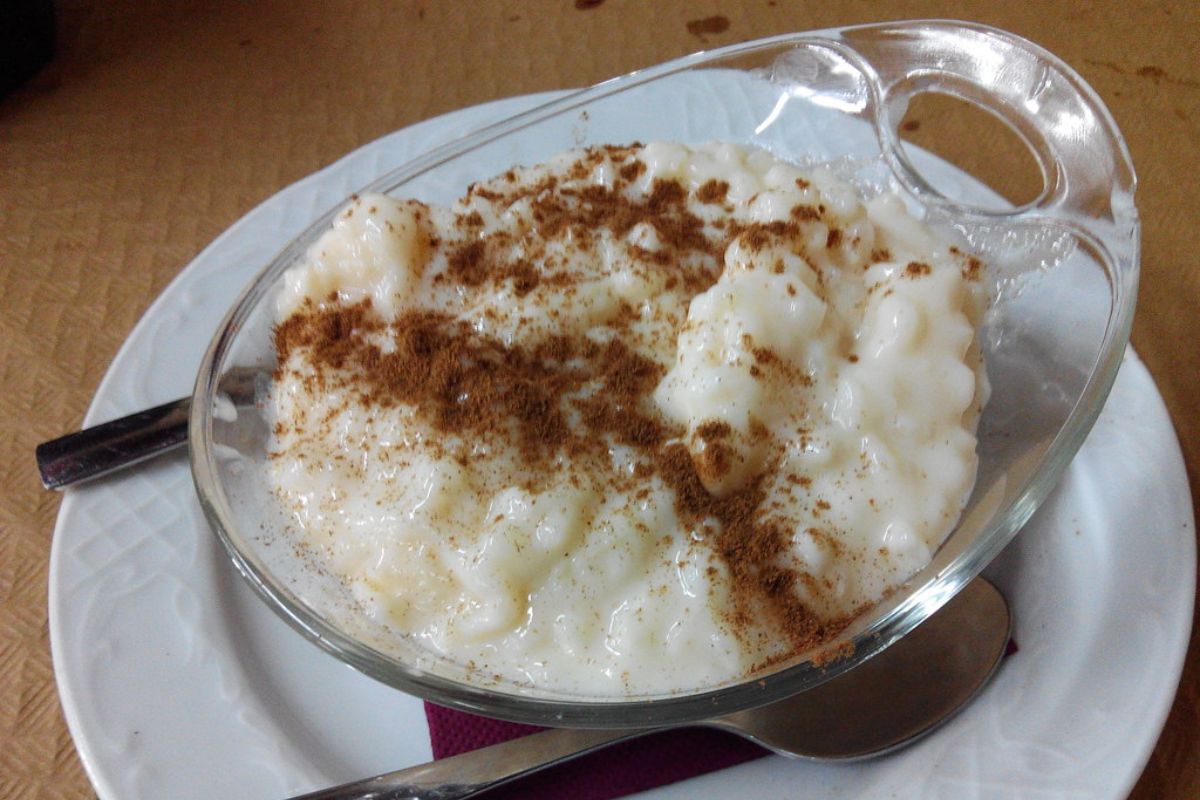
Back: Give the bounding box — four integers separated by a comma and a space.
273, 146, 852, 661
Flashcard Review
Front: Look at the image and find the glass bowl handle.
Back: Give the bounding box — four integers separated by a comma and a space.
836, 21, 1137, 255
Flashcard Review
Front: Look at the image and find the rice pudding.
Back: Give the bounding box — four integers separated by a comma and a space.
268, 141, 987, 695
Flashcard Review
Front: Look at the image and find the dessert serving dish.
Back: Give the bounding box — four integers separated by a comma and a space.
189, 20, 1138, 726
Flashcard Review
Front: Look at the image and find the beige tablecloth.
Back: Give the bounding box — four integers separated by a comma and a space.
3, 1, 1197, 796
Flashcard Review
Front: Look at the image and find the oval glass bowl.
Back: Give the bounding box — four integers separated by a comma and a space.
191, 21, 1138, 727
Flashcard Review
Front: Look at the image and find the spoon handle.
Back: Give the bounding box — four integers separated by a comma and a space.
289, 727, 644, 800
36, 397, 190, 490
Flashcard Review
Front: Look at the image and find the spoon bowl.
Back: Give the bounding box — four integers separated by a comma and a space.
714, 576, 1010, 760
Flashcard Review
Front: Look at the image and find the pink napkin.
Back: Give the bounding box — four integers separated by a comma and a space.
423, 703, 768, 799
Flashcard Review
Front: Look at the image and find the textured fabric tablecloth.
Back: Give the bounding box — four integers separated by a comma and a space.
3, 2, 1197, 797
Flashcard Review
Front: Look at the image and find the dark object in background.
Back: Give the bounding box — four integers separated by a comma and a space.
1, 0, 55, 99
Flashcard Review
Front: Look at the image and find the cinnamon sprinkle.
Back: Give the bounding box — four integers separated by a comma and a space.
653, 443, 847, 651
274, 301, 672, 469
697, 179, 729, 204
272, 147, 874, 662
275, 304, 846, 654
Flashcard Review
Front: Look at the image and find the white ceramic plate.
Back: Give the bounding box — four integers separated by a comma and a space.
49, 92, 1194, 800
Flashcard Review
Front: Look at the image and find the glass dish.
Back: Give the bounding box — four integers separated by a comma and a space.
190, 20, 1137, 727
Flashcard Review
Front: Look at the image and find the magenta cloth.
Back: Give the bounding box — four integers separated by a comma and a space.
423, 703, 768, 799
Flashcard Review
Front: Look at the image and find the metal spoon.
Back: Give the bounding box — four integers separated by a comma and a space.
291, 577, 1011, 800
36, 369, 262, 490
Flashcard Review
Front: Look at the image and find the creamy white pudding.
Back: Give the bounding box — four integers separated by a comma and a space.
268, 141, 987, 695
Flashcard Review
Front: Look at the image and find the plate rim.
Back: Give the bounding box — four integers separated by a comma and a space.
47, 91, 1196, 800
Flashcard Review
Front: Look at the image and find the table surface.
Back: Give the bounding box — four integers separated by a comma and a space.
3, 1, 1197, 797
